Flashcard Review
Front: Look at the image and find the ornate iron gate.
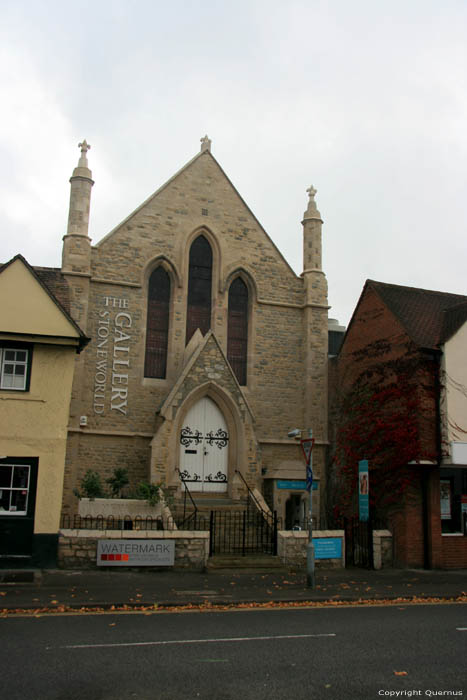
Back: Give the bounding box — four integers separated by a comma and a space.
209, 509, 278, 556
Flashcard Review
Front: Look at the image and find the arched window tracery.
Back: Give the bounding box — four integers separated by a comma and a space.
186, 235, 212, 344
227, 277, 248, 385
144, 267, 170, 378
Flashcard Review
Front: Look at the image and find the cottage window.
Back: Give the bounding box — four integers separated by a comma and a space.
144, 267, 170, 378
0, 347, 30, 391
186, 235, 212, 344
227, 277, 248, 385
0, 464, 30, 515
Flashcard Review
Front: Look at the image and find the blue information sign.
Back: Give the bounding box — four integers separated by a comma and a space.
277, 480, 318, 491
358, 459, 369, 522
314, 538, 342, 560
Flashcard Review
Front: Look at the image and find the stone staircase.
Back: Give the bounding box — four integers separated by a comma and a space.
171, 494, 248, 528
171, 493, 277, 557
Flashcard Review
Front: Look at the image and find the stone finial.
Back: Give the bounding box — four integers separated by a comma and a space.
307, 185, 317, 200
200, 134, 211, 152
304, 184, 321, 218
78, 139, 91, 167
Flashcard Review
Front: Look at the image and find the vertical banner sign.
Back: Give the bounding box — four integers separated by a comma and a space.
358, 459, 369, 522
301, 438, 315, 492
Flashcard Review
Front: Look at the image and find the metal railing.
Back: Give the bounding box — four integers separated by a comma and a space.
209, 509, 279, 556
60, 513, 169, 531
175, 468, 199, 528
234, 470, 269, 519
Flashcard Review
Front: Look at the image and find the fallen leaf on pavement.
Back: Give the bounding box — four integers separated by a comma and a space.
394, 671, 408, 676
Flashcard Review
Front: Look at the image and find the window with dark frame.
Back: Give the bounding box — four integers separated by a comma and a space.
186, 235, 212, 344
144, 267, 170, 379
440, 467, 467, 534
0, 347, 30, 391
227, 277, 248, 385
0, 464, 30, 514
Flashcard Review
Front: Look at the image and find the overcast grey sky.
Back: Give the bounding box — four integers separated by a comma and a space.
1, 0, 466, 326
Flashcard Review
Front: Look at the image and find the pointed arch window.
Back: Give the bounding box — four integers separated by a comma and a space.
228, 277, 248, 385
145, 267, 170, 378
186, 235, 212, 344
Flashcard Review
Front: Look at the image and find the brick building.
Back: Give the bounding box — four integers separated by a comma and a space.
331, 280, 467, 568
59, 138, 329, 527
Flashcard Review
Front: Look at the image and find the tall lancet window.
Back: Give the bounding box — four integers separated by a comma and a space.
186, 235, 212, 344
145, 267, 170, 378
227, 277, 248, 385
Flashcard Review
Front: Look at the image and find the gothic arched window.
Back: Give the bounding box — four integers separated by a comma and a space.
186, 235, 212, 344
145, 267, 170, 378
227, 277, 248, 385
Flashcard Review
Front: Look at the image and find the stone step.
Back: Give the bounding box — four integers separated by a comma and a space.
206, 555, 287, 572
172, 498, 248, 513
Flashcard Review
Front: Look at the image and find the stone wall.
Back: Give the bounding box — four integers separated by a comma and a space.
372, 530, 393, 569
58, 529, 210, 570
60, 145, 329, 528
278, 530, 345, 569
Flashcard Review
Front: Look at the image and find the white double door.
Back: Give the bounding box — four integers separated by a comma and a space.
179, 397, 229, 493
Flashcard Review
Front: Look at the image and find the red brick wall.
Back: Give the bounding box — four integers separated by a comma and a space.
333, 285, 443, 567
338, 288, 438, 457
388, 474, 425, 568
440, 536, 467, 568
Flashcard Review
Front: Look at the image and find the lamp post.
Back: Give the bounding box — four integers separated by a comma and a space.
288, 428, 315, 588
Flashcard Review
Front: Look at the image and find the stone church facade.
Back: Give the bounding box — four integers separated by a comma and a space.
60, 137, 329, 526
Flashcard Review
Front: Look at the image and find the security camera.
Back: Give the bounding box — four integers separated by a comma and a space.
287, 429, 301, 438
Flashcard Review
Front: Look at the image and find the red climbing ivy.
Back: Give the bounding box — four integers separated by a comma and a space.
331, 340, 439, 520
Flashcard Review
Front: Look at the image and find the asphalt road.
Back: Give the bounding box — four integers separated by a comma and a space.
2, 604, 467, 700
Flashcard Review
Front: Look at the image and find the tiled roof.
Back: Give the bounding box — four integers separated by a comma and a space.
368, 280, 467, 349
34, 267, 71, 314
440, 301, 467, 344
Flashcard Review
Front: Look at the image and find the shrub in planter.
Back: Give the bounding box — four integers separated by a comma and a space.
73, 470, 106, 500
106, 468, 129, 498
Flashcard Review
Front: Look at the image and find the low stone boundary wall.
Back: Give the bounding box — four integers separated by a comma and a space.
373, 529, 393, 569
278, 530, 345, 569
58, 529, 209, 570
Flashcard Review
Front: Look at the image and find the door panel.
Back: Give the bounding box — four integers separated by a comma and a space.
179, 398, 228, 493
0, 458, 38, 557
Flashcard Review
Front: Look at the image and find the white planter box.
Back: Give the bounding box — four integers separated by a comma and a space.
78, 498, 163, 519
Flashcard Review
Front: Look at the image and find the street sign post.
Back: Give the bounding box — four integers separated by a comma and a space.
301, 433, 315, 587
300, 438, 315, 469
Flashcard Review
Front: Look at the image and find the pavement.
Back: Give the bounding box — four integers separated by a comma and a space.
1, 565, 466, 612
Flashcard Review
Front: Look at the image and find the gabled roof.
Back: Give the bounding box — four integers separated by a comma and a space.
440, 301, 467, 344
0, 254, 89, 351
368, 280, 467, 349
159, 329, 254, 421
96, 147, 298, 279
